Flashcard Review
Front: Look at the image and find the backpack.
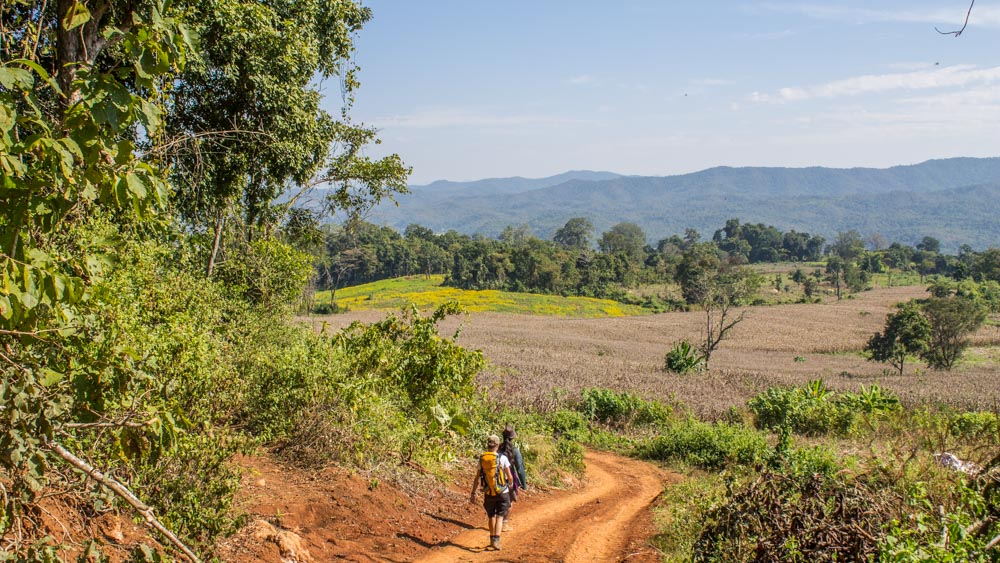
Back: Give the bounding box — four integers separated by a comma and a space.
479, 451, 509, 496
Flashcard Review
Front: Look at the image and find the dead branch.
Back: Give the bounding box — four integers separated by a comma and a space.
936, 0, 975, 36
43, 440, 201, 562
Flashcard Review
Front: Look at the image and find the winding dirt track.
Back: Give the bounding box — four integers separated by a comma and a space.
416, 451, 670, 563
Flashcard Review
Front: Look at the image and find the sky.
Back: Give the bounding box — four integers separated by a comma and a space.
322, 1, 1000, 185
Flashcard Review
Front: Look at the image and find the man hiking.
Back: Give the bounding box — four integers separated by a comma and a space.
469, 434, 515, 551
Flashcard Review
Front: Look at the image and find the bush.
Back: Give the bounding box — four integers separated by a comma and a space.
839, 384, 901, 415
664, 340, 704, 374
578, 388, 671, 428
950, 411, 1000, 441
547, 409, 590, 441
748, 384, 855, 436
640, 419, 771, 471
693, 471, 892, 562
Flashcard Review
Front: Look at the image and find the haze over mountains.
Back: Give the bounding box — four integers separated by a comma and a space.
360, 157, 1000, 251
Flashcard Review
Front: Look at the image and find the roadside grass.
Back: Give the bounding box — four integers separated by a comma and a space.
314, 275, 651, 317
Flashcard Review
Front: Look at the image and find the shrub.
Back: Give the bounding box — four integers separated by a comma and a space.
950, 411, 1000, 441
693, 471, 892, 562
664, 340, 704, 374
748, 384, 855, 436
578, 388, 671, 428
639, 419, 771, 471
839, 384, 900, 415
547, 409, 590, 441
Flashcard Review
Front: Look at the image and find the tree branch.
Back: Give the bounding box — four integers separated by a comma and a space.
43, 440, 201, 562
936, 0, 975, 36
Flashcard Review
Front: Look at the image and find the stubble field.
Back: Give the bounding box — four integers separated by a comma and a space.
310, 285, 1000, 416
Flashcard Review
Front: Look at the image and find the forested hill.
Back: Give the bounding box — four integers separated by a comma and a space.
363, 157, 1000, 250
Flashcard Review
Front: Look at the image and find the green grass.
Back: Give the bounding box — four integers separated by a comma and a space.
314, 275, 651, 317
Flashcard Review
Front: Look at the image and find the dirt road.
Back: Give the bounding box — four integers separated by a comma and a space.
415, 450, 670, 563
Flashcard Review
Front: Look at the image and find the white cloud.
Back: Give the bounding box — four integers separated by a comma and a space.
570, 74, 596, 85
374, 108, 592, 129
750, 64, 1000, 103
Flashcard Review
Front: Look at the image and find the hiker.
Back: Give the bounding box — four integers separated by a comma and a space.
469, 434, 515, 551
499, 424, 527, 532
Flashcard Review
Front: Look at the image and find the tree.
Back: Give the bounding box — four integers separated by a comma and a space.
696, 268, 761, 370
1, 2, 202, 557
826, 256, 845, 300
677, 243, 723, 305
972, 248, 1000, 282
830, 230, 866, 262
163, 0, 409, 276
598, 222, 647, 261
917, 236, 941, 254
553, 217, 593, 250
865, 301, 931, 375
921, 297, 987, 370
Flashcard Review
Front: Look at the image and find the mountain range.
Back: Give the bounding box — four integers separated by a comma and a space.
354, 157, 1000, 251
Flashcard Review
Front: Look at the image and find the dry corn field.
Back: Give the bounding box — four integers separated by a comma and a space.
310, 285, 1000, 416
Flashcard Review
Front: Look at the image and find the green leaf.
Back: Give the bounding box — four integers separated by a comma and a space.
0, 295, 11, 320
126, 171, 148, 199
62, 1, 91, 31
0, 67, 33, 91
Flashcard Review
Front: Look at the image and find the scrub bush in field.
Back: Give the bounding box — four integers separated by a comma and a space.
949, 411, 1000, 442
664, 340, 704, 374
639, 419, 771, 471
578, 388, 671, 428
748, 383, 854, 436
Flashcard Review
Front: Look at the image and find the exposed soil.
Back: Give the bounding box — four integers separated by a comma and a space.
216, 450, 674, 562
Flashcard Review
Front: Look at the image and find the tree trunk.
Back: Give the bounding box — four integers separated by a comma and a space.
56, 0, 113, 110
206, 209, 225, 278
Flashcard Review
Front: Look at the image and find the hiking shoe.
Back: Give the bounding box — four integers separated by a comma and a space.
493, 539, 501, 551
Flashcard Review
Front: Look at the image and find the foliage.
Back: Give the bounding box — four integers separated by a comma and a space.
577, 388, 671, 429
692, 470, 891, 562
639, 419, 771, 471
334, 303, 486, 409
839, 384, 901, 415
866, 300, 932, 376
664, 340, 705, 374
921, 296, 987, 370
651, 474, 727, 562
879, 470, 1000, 562
214, 238, 315, 308
747, 382, 858, 436
949, 411, 1000, 442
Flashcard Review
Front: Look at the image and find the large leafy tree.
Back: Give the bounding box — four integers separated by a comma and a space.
921, 296, 987, 370
2, 0, 202, 557
866, 301, 931, 376
553, 217, 593, 250
163, 0, 410, 275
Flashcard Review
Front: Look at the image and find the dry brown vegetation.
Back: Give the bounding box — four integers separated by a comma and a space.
311, 285, 1000, 416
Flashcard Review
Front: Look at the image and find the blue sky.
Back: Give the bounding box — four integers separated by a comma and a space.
325, 1, 1000, 184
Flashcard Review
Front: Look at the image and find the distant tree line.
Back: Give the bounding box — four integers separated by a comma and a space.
315, 217, 1000, 309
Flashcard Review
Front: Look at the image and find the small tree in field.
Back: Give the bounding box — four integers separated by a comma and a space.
921, 296, 987, 370
865, 301, 931, 375
696, 268, 761, 370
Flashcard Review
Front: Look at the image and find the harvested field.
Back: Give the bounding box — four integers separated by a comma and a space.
309, 285, 1000, 416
